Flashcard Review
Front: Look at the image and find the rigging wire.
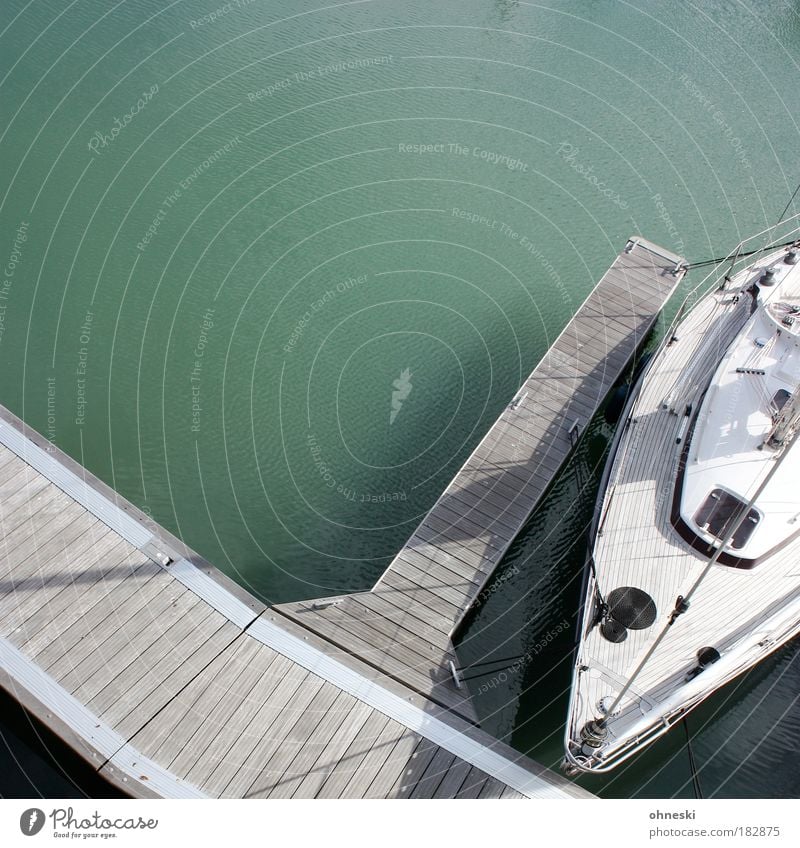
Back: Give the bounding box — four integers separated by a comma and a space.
686, 236, 797, 270
776, 181, 800, 227
682, 718, 704, 800
598, 425, 800, 724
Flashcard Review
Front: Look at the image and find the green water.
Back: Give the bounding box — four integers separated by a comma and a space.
1, 0, 799, 798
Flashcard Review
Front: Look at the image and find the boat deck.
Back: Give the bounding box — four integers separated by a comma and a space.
0, 236, 683, 798
570, 251, 800, 761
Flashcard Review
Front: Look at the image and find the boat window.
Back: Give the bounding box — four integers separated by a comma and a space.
770, 389, 791, 416
694, 488, 760, 550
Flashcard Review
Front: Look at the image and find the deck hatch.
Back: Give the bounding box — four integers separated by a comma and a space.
770, 388, 791, 416
694, 488, 760, 549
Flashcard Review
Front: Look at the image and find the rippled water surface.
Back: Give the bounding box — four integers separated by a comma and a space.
1, 0, 799, 798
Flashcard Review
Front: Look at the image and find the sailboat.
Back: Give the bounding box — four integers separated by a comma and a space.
564, 216, 800, 774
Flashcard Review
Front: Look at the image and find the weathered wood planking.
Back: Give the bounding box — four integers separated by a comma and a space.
0, 399, 590, 799
0, 237, 681, 800
276, 237, 685, 721
378, 237, 686, 633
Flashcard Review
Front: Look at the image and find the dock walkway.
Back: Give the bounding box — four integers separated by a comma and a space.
277, 237, 686, 717
0, 236, 683, 798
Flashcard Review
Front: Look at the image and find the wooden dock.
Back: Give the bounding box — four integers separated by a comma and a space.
0, 236, 683, 798
277, 237, 686, 718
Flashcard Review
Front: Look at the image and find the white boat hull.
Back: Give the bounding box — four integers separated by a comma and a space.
565, 237, 800, 773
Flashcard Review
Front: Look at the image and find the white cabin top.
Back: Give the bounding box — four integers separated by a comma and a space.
680, 250, 800, 561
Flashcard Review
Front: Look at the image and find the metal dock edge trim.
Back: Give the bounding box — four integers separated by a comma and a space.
157, 561, 578, 797
0, 637, 207, 798
246, 617, 568, 799
166, 559, 260, 630
0, 421, 153, 550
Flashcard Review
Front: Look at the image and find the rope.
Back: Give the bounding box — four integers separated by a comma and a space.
682, 717, 704, 799
777, 182, 800, 226
686, 237, 797, 270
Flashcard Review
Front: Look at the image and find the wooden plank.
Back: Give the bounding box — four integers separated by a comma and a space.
0, 463, 40, 499
87, 600, 216, 719
314, 710, 391, 798
48, 576, 180, 688
0, 473, 51, 526
367, 584, 454, 635
0, 511, 109, 600
0, 490, 79, 577
350, 593, 452, 648
440, 486, 531, 527
0, 445, 23, 476
419, 499, 512, 546
436, 488, 522, 534
459, 458, 550, 502
409, 746, 457, 797
275, 602, 471, 718
477, 777, 509, 798
402, 530, 492, 578
361, 729, 423, 799
148, 638, 279, 773
415, 537, 503, 575
500, 785, 526, 799
32, 558, 164, 670
7, 548, 152, 654
111, 619, 243, 739
336, 720, 408, 798
387, 736, 440, 798
277, 697, 373, 798
236, 680, 342, 798
431, 756, 473, 798
14, 558, 159, 658
396, 546, 482, 590
464, 451, 560, 497
0, 490, 82, 577
171, 649, 291, 785
418, 509, 512, 555
454, 765, 490, 798
66, 583, 204, 704
376, 569, 462, 622
311, 599, 450, 666
390, 555, 478, 607
0, 521, 125, 633
216, 665, 322, 798
128, 634, 263, 758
